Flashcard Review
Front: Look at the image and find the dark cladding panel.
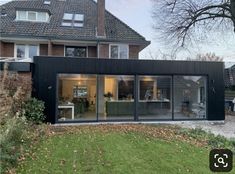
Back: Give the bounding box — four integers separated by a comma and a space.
33, 57, 224, 123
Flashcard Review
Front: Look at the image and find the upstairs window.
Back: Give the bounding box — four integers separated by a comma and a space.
61, 13, 84, 27
65, 46, 87, 58
28, 11, 36, 21
17, 11, 27, 20
110, 44, 129, 59
15, 44, 39, 60
16, 10, 49, 22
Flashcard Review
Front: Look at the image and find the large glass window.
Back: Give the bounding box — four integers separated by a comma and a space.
56, 74, 207, 122
138, 76, 172, 120
65, 46, 87, 57
174, 76, 207, 119
98, 75, 135, 121
110, 44, 129, 59
57, 74, 97, 122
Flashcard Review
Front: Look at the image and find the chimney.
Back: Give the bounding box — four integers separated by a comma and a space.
97, 0, 105, 37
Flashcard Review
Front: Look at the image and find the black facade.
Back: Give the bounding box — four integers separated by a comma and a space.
32, 57, 225, 124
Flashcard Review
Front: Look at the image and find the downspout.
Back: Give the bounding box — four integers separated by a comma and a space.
97, 40, 100, 59
48, 39, 52, 56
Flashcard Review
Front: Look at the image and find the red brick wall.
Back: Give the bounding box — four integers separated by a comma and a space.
88, 46, 97, 58
0, 42, 141, 59
40, 44, 48, 56
129, 45, 140, 59
52, 45, 64, 56
99, 44, 109, 58
97, 0, 105, 37
0, 42, 14, 57
0, 41, 3, 57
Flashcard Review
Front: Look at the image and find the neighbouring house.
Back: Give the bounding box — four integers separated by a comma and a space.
224, 64, 235, 111
0, 0, 224, 124
225, 64, 235, 89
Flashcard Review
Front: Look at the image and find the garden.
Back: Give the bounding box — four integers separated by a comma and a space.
0, 65, 234, 174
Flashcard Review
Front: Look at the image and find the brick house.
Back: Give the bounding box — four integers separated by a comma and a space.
0, 0, 150, 61
0, 0, 224, 123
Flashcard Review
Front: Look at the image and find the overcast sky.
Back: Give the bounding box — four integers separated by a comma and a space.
1, 0, 235, 63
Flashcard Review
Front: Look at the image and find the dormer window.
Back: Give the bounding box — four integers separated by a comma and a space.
28, 11, 36, 20
16, 10, 49, 22
61, 13, 84, 27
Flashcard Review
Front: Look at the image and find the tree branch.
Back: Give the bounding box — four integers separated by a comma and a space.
152, 0, 235, 47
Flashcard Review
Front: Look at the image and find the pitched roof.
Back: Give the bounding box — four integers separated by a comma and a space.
0, 0, 150, 46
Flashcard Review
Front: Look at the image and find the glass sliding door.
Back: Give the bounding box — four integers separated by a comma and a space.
57, 74, 97, 122
56, 74, 207, 122
98, 75, 135, 121
138, 76, 172, 120
174, 76, 207, 120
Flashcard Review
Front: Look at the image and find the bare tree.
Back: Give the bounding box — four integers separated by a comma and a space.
186, 52, 223, 61
152, 0, 235, 47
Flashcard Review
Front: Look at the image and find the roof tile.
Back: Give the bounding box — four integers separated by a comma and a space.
0, 0, 149, 46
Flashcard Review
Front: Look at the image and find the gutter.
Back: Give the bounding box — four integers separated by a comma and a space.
0, 34, 151, 47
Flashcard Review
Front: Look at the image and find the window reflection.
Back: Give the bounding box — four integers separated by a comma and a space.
138, 76, 172, 120
98, 75, 134, 121
56, 74, 207, 122
57, 74, 97, 121
65, 46, 86, 57
16, 45, 26, 58
174, 76, 207, 119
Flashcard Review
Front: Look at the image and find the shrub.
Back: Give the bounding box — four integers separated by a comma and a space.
0, 63, 31, 124
178, 128, 209, 140
23, 98, 45, 124
208, 136, 235, 155
0, 116, 50, 173
0, 116, 27, 172
178, 128, 235, 155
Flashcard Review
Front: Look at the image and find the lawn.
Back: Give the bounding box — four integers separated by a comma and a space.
16, 125, 234, 174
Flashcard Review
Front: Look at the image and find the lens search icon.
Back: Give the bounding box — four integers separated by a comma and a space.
218, 157, 224, 164
216, 156, 228, 167
210, 149, 233, 172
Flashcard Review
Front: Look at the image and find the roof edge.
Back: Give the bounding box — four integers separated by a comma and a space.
0, 34, 151, 46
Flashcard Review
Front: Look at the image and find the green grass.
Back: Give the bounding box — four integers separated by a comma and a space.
15, 127, 234, 174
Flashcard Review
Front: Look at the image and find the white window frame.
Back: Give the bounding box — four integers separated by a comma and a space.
16, 10, 49, 22
14, 44, 39, 60
109, 44, 129, 59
